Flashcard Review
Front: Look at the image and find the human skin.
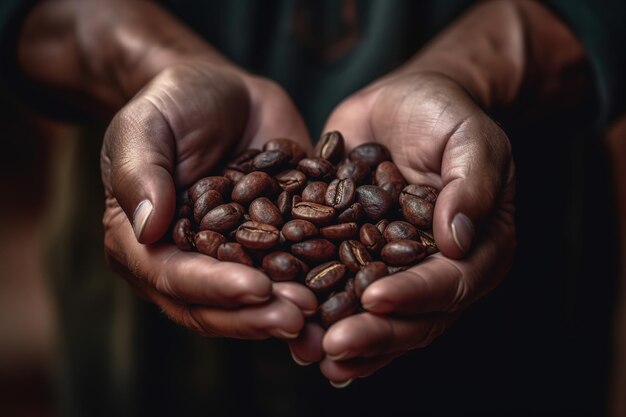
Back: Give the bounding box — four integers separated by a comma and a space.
287, 0, 590, 387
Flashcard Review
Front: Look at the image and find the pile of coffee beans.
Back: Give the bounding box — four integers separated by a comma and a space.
172, 132, 438, 328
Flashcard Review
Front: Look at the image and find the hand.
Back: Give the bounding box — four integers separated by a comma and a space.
289, 72, 516, 383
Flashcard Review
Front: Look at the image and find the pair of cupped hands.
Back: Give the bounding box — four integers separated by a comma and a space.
101, 59, 516, 387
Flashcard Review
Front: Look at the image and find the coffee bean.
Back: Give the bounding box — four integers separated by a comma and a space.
217, 242, 253, 266
301, 181, 328, 204
276, 191, 292, 217
262, 251, 307, 281
274, 169, 307, 193
236, 221, 280, 250
249, 197, 284, 227
375, 161, 406, 202
173, 218, 195, 251
325, 178, 356, 211
355, 261, 388, 297
383, 221, 419, 242
189, 176, 232, 201
359, 223, 385, 253
400, 184, 439, 205
200, 202, 244, 233
376, 219, 390, 234
381, 240, 426, 265
292, 202, 335, 225
344, 277, 355, 294
305, 261, 346, 293
320, 222, 358, 240
400, 194, 434, 229
227, 149, 260, 173
349, 142, 391, 168
222, 168, 245, 183
194, 230, 226, 257
339, 240, 372, 272
297, 157, 335, 179
319, 291, 358, 328
281, 219, 318, 242
193, 190, 223, 224
336, 158, 370, 185
337, 202, 364, 223
251, 150, 289, 172
263, 138, 306, 165
356, 185, 393, 221
418, 230, 439, 254
314, 131, 344, 163
231, 171, 273, 204
177, 203, 192, 220
291, 239, 336, 262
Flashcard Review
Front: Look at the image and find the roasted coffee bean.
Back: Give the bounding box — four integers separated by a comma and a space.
291, 202, 335, 225
339, 240, 372, 272
222, 168, 245, 183
249, 197, 284, 227
314, 131, 344, 163
349, 142, 391, 168
173, 218, 195, 251
275, 169, 307, 193
217, 242, 253, 266
291, 239, 336, 262
337, 202, 364, 223
189, 176, 232, 201
276, 191, 292, 217
262, 251, 306, 281
251, 150, 289, 172
297, 157, 335, 179
301, 181, 328, 204
418, 230, 439, 254
236, 221, 280, 250
400, 194, 434, 229
359, 223, 385, 253
383, 221, 419, 242
194, 230, 227, 257
325, 178, 356, 211
193, 190, 223, 224
177, 203, 192, 220
263, 138, 306, 165
355, 261, 388, 297
344, 277, 355, 294
227, 149, 260, 173
336, 158, 370, 185
231, 171, 273, 204
281, 220, 318, 242
381, 240, 426, 266
319, 291, 358, 328
177, 189, 191, 206
376, 219, 390, 234
320, 222, 358, 240
399, 184, 439, 205
200, 202, 244, 233
388, 265, 409, 274
356, 185, 393, 221
305, 261, 346, 293
375, 161, 406, 202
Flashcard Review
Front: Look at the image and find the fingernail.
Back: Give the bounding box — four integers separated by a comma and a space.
302, 309, 317, 317
290, 350, 312, 366
326, 351, 350, 361
451, 213, 475, 254
133, 199, 153, 241
240, 294, 271, 304
329, 379, 353, 389
361, 301, 393, 313
271, 329, 299, 339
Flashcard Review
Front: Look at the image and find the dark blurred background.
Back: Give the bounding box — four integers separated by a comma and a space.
1, 2, 626, 417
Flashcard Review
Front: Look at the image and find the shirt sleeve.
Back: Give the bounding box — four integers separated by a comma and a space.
545, 0, 626, 129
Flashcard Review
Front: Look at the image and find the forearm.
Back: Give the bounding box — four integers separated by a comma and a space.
401, 0, 590, 114
17, 0, 235, 116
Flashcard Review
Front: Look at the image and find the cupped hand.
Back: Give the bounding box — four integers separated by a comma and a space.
101, 61, 317, 339
289, 72, 516, 384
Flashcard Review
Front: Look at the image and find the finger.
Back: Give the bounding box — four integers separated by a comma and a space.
145, 285, 305, 340
105, 206, 272, 306
288, 322, 325, 366
322, 312, 449, 361
321, 96, 376, 152
320, 353, 401, 388
434, 113, 513, 258
272, 282, 318, 317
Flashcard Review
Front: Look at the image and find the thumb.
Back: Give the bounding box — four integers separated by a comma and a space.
103, 98, 176, 244
433, 116, 512, 259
